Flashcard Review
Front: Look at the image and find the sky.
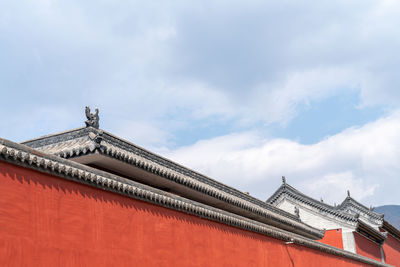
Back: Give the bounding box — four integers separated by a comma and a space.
1, 0, 400, 206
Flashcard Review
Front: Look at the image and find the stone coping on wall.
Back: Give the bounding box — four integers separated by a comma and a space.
21, 127, 326, 239
0, 138, 391, 267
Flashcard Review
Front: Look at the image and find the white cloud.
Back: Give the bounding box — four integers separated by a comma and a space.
309, 172, 379, 204
164, 111, 400, 206
1, 0, 400, 207
2, 0, 400, 136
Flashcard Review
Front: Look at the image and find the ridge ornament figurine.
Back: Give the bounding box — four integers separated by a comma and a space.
85, 106, 99, 129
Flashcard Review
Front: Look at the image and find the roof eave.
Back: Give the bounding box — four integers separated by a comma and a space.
0, 138, 389, 267
19, 127, 324, 239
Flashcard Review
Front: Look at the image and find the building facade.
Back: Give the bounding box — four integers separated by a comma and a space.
267, 177, 400, 265
0, 109, 396, 266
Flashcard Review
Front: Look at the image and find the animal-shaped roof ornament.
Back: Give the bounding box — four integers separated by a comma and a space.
85, 106, 99, 129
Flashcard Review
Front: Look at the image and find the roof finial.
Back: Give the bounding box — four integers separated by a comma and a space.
282, 176, 286, 184
320, 198, 323, 203
85, 106, 99, 129
347, 190, 350, 197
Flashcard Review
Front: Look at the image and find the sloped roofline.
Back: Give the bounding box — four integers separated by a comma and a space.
382, 220, 400, 240
21, 127, 87, 144
0, 138, 389, 267
21, 126, 298, 219
268, 179, 400, 244
21, 126, 325, 239
337, 196, 384, 222
267, 181, 358, 223
357, 220, 387, 244
23, 126, 280, 206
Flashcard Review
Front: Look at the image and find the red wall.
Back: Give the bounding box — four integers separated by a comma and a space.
382, 234, 400, 266
353, 232, 382, 262
318, 229, 344, 249
0, 161, 377, 267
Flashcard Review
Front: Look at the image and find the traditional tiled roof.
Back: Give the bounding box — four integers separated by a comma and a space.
22, 126, 324, 239
267, 181, 358, 225
381, 220, 400, 241
268, 179, 400, 248
337, 196, 384, 226
267, 179, 390, 230
0, 138, 390, 267
356, 220, 387, 244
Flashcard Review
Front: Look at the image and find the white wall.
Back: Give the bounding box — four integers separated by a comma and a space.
275, 197, 357, 252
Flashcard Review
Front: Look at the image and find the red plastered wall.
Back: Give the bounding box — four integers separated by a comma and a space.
318, 229, 344, 249
353, 232, 382, 262
0, 161, 377, 267
382, 233, 400, 266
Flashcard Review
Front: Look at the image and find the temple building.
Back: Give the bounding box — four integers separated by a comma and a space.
0, 108, 398, 266
267, 177, 400, 265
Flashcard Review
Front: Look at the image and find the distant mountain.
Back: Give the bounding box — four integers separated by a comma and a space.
374, 205, 400, 229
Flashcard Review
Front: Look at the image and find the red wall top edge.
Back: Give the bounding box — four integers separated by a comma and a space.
0, 161, 381, 267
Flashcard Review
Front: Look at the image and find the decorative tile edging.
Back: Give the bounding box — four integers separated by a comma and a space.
338, 198, 384, 225
0, 138, 391, 267
23, 128, 326, 239
269, 186, 358, 224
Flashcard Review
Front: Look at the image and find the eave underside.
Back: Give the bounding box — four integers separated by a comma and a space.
21, 127, 325, 239
0, 138, 390, 267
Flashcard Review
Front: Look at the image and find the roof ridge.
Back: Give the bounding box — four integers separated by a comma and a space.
285, 183, 337, 209
268, 182, 358, 222
102, 130, 256, 197
24, 127, 267, 204
20, 128, 326, 236
0, 138, 389, 267
338, 196, 384, 219
20, 127, 87, 144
